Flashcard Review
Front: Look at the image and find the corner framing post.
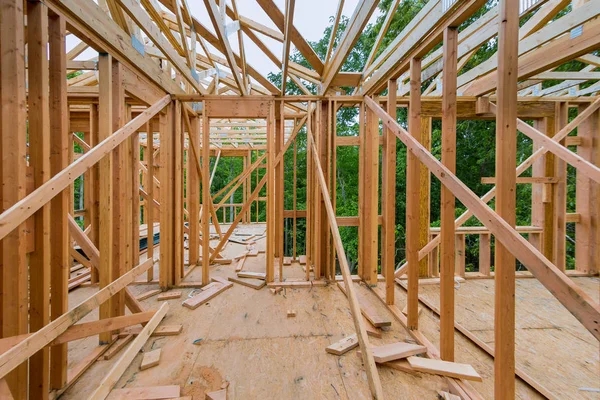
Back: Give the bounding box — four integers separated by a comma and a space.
382, 79, 397, 305
189, 116, 200, 267
160, 103, 175, 288
575, 105, 599, 274
2, 0, 28, 397
440, 26, 457, 362
98, 54, 114, 344
27, 2, 51, 397
276, 100, 284, 278
363, 100, 379, 285
319, 100, 331, 280
495, 0, 519, 397
173, 101, 184, 285
111, 58, 126, 316
48, 11, 69, 390
146, 121, 155, 281
266, 101, 276, 282
419, 117, 432, 277
407, 58, 421, 328
305, 101, 313, 280
90, 104, 100, 284
553, 102, 568, 271
202, 102, 211, 285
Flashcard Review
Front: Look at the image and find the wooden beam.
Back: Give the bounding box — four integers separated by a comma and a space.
202, 102, 211, 285
440, 27, 457, 362
362, 103, 379, 284
321, 0, 379, 94
88, 303, 168, 400
365, 95, 600, 342
280, 0, 295, 94
266, 101, 276, 282
407, 58, 421, 329
48, 12, 69, 390
306, 129, 384, 400
0, 258, 153, 381
203, 0, 245, 93
27, 2, 51, 397
494, 0, 519, 396
255, 0, 324, 75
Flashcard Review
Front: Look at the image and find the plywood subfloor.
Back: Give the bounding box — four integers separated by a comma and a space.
390, 276, 599, 400
62, 224, 598, 399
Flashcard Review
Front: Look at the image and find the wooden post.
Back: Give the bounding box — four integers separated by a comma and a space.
319, 101, 331, 280
363, 103, 379, 285
47, 12, 70, 391
419, 117, 432, 277
266, 101, 276, 282
440, 26, 457, 362
306, 102, 313, 280
495, 0, 519, 397
357, 102, 364, 279
455, 234, 466, 278
111, 59, 126, 316
407, 58, 421, 328
146, 122, 155, 281
90, 104, 100, 284
160, 103, 175, 288
98, 53, 114, 344
382, 79, 396, 296
202, 103, 211, 285
276, 100, 284, 279
530, 119, 545, 252
479, 234, 491, 276
132, 125, 141, 269
553, 102, 568, 271
575, 105, 599, 274
124, 106, 133, 284
27, 3, 51, 397
173, 102, 184, 284
189, 117, 200, 266
313, 103, 321, 278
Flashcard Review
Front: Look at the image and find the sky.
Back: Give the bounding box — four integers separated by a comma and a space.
68, 1, 383, 84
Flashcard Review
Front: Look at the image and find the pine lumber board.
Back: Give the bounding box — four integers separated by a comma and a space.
103, 334, 135, 360
139, 348, 161, 370
205, 388, 227, 400
120, 325, 183, 337
182, 282, 232, 309
0, 258, 154, 380
325, 334, 359, 356
235, 256, 246, 272
106, 385, 180, 400
136, 289, 161, 301
236, 271, 266, 280
337, 281, 392, 327
266, 280, 327, 288
407, 356, 483, 382
89, 303, 169, 400
371, 342, 427, 363
157, 291, 182, 301
228, 276, 266, 290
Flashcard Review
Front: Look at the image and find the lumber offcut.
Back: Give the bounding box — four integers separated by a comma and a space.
406, 356, 483, 382
371, 342, 427, 363
183, 281, 232, 309
326, 334, 359, 355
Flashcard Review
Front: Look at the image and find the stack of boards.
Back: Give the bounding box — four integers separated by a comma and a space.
326, 336, 482, 382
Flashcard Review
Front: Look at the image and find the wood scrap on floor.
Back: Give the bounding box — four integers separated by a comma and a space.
237, 271, 266, 280
266, 280, 327, 288
269, 287, 282, 295
88, 303, 169, 399
157, 291, 182, 301
298, 255, 307, 265
103, 334, 135, 360
106, 385, 180, 400
235, 256, 246, 272
283, 257, 292, 265
228, 276, 265, 290
140, 348, 161, 370
438, 391, 462, 400
136, 289, 161, 301
183, 281, 233, 309
205, 388, 227, 400
287, 310, 296, 318
370, 342, 427, 363
337, 281, 392, 328
120, 324, 183, 337
326, 334, 358, 355
246, 248, 259, 257
406, 356, 483, 382
363, 316, 382, 339
214, 258, 232, 265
